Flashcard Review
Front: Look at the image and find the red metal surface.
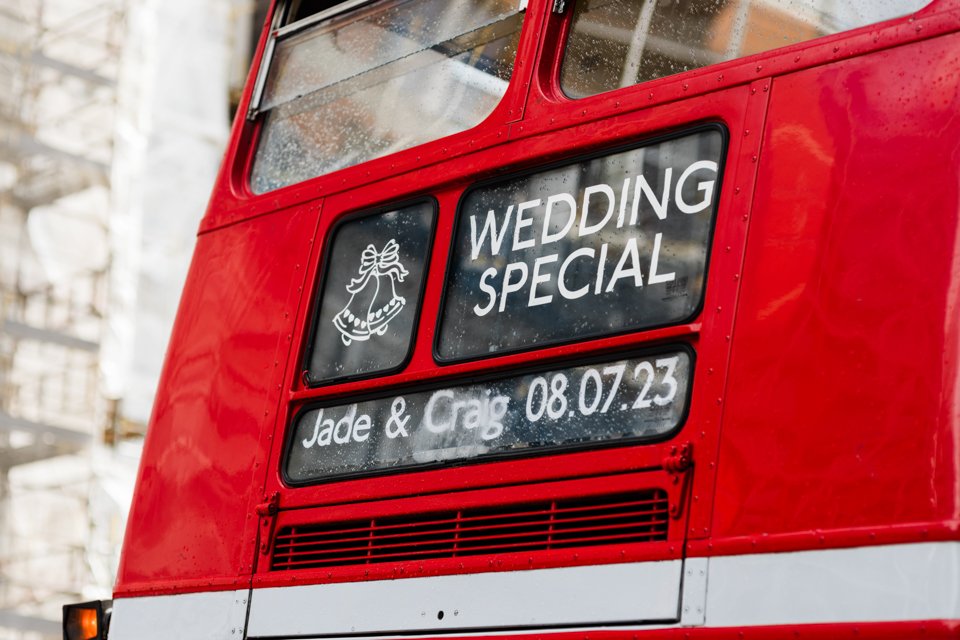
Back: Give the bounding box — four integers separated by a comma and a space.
255, 469, 683, 587
269, 491, 669, 573
114, 205, 319, 595
114, 0, 960, 620
712, 30, 960, 542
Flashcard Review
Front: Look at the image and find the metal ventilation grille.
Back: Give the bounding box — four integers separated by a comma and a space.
271, 490, 668, 571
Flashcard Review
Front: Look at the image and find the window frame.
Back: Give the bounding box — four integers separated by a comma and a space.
243, 0, 533, 195
282, 342, 695, 487
247, 0, 378, 122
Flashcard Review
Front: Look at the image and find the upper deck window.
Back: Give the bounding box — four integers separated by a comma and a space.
248, 0, 525, 194
560, 0, 929, 99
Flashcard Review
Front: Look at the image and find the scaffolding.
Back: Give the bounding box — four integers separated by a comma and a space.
0, 0, 263, 636
0, 0, 131, 637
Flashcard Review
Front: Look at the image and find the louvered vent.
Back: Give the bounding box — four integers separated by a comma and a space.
271, 490, 668, 572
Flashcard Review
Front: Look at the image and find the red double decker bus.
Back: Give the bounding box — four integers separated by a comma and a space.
65, 0, 959, 638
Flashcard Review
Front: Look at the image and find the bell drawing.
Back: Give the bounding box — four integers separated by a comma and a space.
333, 239, 409, 346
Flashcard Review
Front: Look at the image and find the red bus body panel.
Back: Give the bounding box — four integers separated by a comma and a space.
114, 0, 960, 634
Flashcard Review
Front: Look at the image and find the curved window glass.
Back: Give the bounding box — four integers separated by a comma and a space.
250, 0, 524, 193
560, 0, 929, 99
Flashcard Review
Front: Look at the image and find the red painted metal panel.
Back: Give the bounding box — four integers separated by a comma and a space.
112, 0, 960, 607
713, 32, 960, 541
257, 83, 761, 554
257, 471, 680, 587
114, 205, 318, 595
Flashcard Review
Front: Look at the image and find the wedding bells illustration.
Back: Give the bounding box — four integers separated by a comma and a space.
334, 239, 409, 345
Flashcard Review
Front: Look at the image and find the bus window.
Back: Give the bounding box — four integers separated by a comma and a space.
304, 201, 435, 385
437, 128, 723, 361
249, 0, 525, 193
287, 349, 692, 483
560, 0, 930, 99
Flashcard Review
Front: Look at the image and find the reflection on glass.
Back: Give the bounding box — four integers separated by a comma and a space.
561, 0, 929, 98
251, 0, 524, 193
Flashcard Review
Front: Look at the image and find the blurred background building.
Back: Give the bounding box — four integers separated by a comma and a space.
0, 0, 266, 636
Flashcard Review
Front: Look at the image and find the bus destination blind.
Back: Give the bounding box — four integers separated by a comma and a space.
286, 351, 690, 482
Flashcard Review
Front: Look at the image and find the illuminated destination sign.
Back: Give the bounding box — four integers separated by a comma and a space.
437, 128, 724, 360
286, 351, 691, 482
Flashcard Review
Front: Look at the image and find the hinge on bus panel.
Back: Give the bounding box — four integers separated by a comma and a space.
552, 0, 566, 14
256, 491, 280, 556
662, 442, 693, 519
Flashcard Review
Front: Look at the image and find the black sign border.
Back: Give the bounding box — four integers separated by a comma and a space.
433, 123, 729, 364
282, 343, 696, 487
300, 196, 439, 388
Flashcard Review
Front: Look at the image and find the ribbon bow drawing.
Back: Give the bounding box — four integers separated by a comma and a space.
346, 239, 409, 294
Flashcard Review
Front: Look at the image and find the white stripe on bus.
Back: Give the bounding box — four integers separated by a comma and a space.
108, 541, 959, 639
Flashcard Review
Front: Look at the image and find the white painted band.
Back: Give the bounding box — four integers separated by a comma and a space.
107, 542, 960, 639
109, 589, 248, 640
247, 560, 683, 637
706, 540, 960, 626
